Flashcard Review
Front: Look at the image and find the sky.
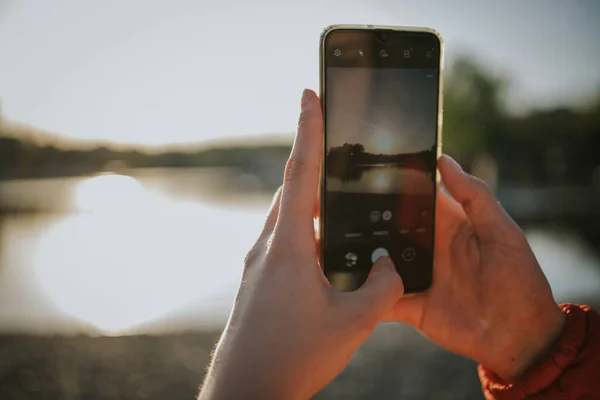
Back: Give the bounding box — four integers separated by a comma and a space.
0, 0, 598, 147
327, 68, 437, 154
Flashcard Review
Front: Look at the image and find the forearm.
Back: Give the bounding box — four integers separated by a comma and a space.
479, 304, 600, 399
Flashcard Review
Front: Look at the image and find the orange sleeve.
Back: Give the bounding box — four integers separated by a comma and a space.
478, 304, 600, 400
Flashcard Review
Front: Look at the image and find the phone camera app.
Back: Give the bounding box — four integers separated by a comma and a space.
324, 43, 437, 283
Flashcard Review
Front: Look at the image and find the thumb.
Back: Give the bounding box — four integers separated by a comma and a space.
438, 154, 517, 240
357, 257, 404, 311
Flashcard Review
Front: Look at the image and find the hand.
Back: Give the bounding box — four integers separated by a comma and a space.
387, 155, 566, 381
199, 90, 405, 400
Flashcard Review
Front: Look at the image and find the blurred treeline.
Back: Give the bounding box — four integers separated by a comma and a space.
1, 56, 599, 188
0, 134, 291, 181
443, 58, 600, 187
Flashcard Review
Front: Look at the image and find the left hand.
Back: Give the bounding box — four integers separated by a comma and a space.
386, 155, 565, 381
199, 89, 405, 400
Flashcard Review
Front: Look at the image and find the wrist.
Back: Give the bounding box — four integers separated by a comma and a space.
484, 304, 566, 381
201, 328, 300, 400
479, 304, 594, 398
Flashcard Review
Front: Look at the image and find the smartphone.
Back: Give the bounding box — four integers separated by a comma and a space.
319, 25, 443, 293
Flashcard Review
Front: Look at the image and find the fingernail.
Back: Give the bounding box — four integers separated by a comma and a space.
301, 89, 311, 110
441, 154, 463, 172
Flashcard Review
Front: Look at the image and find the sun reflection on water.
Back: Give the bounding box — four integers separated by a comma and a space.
75, 174, 148, 212
33, 174, 266, 335
372, 171, 391, 192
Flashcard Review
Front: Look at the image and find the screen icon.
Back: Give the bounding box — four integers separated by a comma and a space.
369, 210, 381, 222
401, 247, 417, 262
333, 48, 342, 57
425, 50, 432, 58
345, 252, 358, 267
379, 49, 388, 58
358, 49, 364, 56
403, 49, 411, 58
382, 210, 393, 221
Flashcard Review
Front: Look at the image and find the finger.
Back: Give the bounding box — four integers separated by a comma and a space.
258, 186, 283, 241
277, 89, 323, 234
438, 154, 515, 240
356, 257, 405, 313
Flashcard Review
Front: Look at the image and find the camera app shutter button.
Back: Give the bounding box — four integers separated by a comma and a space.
371, 247, 389, 263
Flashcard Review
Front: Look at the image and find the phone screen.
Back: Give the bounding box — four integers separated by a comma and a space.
321, 29, 441, 292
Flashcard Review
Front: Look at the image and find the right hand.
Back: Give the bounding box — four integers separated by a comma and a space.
387, 154, 566, 381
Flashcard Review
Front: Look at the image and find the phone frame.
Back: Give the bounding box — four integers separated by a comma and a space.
318, 24, 445, 292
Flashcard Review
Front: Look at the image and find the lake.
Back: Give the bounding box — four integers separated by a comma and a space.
1, 169, 599, 336
327, 166, 433, 194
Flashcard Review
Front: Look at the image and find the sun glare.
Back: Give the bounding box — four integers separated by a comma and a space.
370, 130, 396, 153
